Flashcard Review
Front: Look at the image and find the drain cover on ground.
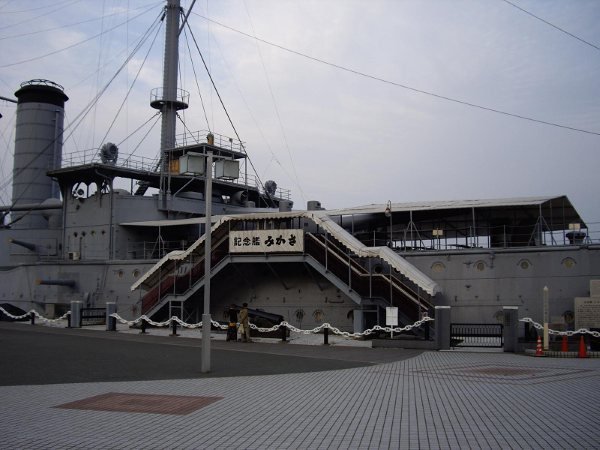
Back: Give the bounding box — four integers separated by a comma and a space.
55, 393, 223, 415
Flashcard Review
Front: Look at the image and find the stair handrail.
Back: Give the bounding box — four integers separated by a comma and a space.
132, 211, 440, 297
307, 232, 431, 309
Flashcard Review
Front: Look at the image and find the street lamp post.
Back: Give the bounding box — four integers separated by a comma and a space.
201, 150, 213, 373
384, 201, 392, 248
385, 201, 393, 309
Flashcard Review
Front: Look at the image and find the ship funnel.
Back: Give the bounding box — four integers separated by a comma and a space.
12, 80, 68, 229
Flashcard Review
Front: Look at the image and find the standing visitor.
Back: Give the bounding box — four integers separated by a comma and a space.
226, 304, 238, 342
238, 303, 252, 342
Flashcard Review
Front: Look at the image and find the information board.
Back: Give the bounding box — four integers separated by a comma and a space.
386, 307, 398, 326
574, 297, 600, 330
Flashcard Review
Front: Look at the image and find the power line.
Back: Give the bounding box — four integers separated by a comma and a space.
191, 12, 600, 137
0, 0, 82, 31
242, 1, 306, 203
0, 4, 158, 68
184, 19, 277, 208
0, 2, 162, 40
501, 0, 600, 52
1, 0, 79, 14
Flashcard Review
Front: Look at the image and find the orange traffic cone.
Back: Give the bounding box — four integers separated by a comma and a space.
578, 336, 588, 358
561, 335, 568, 352
535, 336, 543, 356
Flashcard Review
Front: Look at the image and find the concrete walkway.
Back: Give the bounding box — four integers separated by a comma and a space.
1, 323, 599, 449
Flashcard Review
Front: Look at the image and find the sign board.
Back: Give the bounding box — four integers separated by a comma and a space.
386, 307, 398, 327
229, 229, 304, 253
574, 297, 600, 330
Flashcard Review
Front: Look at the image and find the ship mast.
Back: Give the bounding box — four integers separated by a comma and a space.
151, 0, 189, 196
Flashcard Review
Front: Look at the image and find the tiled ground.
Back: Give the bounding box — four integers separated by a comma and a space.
1, 351, 599, 449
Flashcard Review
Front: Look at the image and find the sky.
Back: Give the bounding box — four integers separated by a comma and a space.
1, 0, 599, 235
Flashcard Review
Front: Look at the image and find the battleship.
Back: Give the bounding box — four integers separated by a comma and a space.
1, 0, 598, 336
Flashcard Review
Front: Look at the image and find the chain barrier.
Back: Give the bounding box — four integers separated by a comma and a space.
0, 306, 70, 323
520, 317, 600, 338
110, 313, 432, 338
109, 313, 228, 330
1, 306, 432, 339
249, 316, 434, 338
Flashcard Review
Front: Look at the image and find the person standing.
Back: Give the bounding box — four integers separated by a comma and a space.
238, 303, 252, 342
226, 304, 238, 342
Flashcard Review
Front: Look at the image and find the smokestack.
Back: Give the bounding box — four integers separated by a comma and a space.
12, 80, 68, 229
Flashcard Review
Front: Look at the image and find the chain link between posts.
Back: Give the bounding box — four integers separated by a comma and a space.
0, 306, 70, 323
0, 307, 433, 338
109, 313, 434, 338
520, 317, 600, 338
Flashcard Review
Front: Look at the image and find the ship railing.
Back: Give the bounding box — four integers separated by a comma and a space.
175, 129, 244, 152
224, 173, 292, 201
126, 240, 191, 260
60, 148, 160, 172
369, 221, 600, 251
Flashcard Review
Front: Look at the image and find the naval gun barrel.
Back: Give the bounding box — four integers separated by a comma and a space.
0, 202, 63, 212
36, 279, 76, 288
8, 238, 37, 251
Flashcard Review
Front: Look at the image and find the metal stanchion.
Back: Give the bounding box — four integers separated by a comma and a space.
106, 303, 117, 331
324, 326, 329, 345
171, 320, 178, 336
30, 312, 35, 326
140, 318, 147, 334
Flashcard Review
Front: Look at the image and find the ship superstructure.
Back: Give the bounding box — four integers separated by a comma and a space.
0, 0, 598, 336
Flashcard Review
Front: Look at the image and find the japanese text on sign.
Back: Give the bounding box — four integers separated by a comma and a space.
229, 229, 304, 253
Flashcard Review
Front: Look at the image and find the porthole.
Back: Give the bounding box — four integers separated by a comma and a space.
117, 270, 124, 278
518, 259, 531, 270
562, 257, 576, 269
475, 261, 486, 271
431, 262, 446, 273
133, 269, 140, 278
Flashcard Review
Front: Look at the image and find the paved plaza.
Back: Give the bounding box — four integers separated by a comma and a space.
0, 322, 599, 449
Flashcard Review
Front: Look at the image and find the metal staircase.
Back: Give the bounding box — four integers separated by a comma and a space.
139, 222, 434, 328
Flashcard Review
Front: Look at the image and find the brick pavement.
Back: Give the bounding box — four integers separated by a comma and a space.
1, 350, 599, 449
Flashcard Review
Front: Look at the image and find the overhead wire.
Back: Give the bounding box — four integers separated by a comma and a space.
120, 113, 162, 165
0, 0, 82, 31
191, 12, 600, 137
242, 1, 306, 204
98, 14, 164, 151
182, 24, 211, 131
0, 7, 165, 201
1, 0, 79, 14
205, 30, 301, 205
0, 2, 161, 40
0, 107, 16, 205
501, 0, 600, 52
184, 19, 276, 207
0, 3, 159, 68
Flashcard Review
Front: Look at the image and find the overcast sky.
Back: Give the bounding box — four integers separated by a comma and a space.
1, 0, 599, 232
